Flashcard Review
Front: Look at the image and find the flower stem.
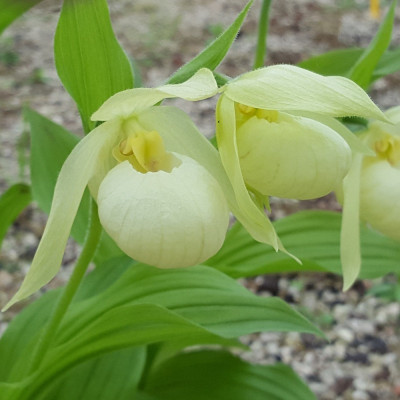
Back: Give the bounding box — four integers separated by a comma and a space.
28, 200, 102, 373
253, 0, 272, 70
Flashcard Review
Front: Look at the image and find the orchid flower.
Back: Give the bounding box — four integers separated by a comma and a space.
215, 65, 387, 288
339, 106, 400, 267
5, 69, 234, 309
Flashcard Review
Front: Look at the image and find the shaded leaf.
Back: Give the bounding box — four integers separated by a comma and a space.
144, 350, 316, 400
0, 183, 31, 248
54, 0, 133, 132
37, 347, 146, 400
0, 0, 43, 35
208, 211, 400, 280
58, 264, 322, 343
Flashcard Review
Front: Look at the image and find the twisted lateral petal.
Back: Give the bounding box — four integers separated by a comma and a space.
97, 155, 230, 268
3, 119, 122, 310
91, 68, 218, 121
340, 153, 363, 291
224, 65, 386, 121
216, 95, 279, 250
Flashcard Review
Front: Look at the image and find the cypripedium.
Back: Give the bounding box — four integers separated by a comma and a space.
215, 65, 387, 288
5, 69, 234, 309
338, 106, 400, 258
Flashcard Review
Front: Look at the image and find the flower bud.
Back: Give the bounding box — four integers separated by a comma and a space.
236, 110, 351, 200
97, 153, 230, 268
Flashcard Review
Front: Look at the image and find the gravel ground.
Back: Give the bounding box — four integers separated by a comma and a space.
0, 0, 400, 398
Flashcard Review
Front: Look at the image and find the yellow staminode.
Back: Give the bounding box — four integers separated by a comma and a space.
374, 134, 400, 166
113, 129, 174, 173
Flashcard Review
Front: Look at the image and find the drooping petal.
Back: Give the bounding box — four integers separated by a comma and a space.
97, 154, 230, 268
3, 119, 122, 310
224, 65, 387, 121
340, 152, 363, 291
91, 68, 218, 121
215, 95, 279, 250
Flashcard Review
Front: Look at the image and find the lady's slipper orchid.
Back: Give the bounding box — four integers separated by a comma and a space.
339, 106, 400, 269
215, 65, 387, 289
4, 69, 233, 309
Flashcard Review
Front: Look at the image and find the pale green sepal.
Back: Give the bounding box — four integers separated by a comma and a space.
341, 152, 363, 291
225, 65, 387, 121
91, 68, 218, 121
292, 111, 375, 156
216, 95, 279, 250
2, 119, 122, 310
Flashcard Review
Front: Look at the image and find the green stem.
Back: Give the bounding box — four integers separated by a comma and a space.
28, 200, 102, 373
253, 0, 272, 70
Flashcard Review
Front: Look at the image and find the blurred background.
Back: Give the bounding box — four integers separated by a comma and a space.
0, 1, 399, 399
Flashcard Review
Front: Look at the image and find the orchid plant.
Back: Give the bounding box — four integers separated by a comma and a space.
0, 0, 399, 399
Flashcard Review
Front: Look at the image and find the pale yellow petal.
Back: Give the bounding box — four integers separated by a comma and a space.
3, 119, 122, 310
225, 65, 387, 121
91, 68, 218, 121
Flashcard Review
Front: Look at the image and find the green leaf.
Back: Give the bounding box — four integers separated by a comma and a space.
299, 46, 400, 84
0, 183, 31, 248
347, 0, 396, 89
0, 0, 43, 35
54, 0, 133, 133
37, 347, 146, 400
22, 304, 236, 400
143, 350, 316, 400
373, 47, 400, 80
298, 48, 363, 77
166, 0, 253, 84
208, 211, 400, 280
58, 264, 321, 344
24, 107, 122, 264
0, 289, 60, 382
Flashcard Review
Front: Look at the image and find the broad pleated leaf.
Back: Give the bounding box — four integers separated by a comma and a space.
21, 304, 236, 400
0, 183, 31, 248
57, 264, 321, 344
166, 0, 253, 84
0, 0, 43, 34
143, 351, 316, 400
36, 347, 146, 400
347, 0, 396, 89
54, 0, 133, 132
207, 211, 400, 280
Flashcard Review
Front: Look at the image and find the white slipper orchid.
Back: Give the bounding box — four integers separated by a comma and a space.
4, 69, 234, 309
216, 64, 387, 289
352, 106, 400, 241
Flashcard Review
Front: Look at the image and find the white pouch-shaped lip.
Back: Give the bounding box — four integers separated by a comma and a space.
360, 159, 400, 242
236, 112, 352, 200
97, 153, 230, 268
